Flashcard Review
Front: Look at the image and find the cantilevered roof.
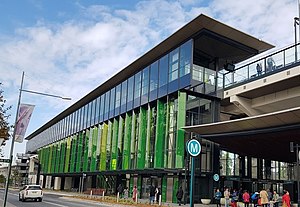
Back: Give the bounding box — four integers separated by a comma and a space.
26, 14, 273, 141
183, 107, 300, 162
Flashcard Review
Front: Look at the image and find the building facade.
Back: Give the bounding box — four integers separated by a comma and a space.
26, 14, 300, 202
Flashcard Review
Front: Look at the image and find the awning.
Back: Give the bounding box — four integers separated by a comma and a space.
183, 107, 300, 162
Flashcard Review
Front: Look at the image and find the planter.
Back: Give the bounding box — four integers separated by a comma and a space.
201, 199, 211, 205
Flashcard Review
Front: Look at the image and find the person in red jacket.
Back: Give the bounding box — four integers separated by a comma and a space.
282, 190, 291, 207
243, 190, 250, 207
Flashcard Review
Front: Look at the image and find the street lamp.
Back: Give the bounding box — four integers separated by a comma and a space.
294, 17, 299, 61
290, 142, 300, 206
2, 71, 71, 207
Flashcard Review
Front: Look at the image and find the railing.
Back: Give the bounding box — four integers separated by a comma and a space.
223, 43, 300, 89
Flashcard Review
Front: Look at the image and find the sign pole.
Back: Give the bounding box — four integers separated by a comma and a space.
3, 72, 24, 207
190, 156, 195, 207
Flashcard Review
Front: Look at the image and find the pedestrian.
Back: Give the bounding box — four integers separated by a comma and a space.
224, 188, 230, 207
267, 189, 272, 206
176, 186, 184, 206
132, 185, 137, 202
259, 189, 269, 207
117, 184, 124, 198
242, 190, 250, 207
251, 192, 259, 207
282, 190, 291, 207
272, 190, 279, 207
214, 188, 222, 207
123, 187, 129, 199
149, 185, 156, 204
231, 189, 238, 207
256, 63, 262, 76
155, 187, 161, 204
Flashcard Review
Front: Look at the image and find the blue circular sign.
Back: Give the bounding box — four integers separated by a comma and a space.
187, 139, 201, 157
213, 174, 219, 182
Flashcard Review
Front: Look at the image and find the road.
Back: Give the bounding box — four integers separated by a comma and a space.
0, 189, 112, 207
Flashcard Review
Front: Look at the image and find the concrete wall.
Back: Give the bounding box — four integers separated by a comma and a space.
54, 177, 61, 190
64, 177, 72, 190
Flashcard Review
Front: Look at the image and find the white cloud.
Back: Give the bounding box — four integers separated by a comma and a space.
0, 0, 297, 156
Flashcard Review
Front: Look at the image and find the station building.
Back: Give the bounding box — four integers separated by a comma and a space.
26, 14, 300, 202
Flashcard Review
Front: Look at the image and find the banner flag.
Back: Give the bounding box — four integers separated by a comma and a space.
15, 104, 35, 143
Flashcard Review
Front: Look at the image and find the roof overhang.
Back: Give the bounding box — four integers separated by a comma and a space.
26, 14, 274, 141
183, 107, 300, 162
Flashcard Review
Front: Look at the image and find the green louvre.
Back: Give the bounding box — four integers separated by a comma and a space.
154, 100, 166, 168
90, 126, 98, 172
51, 144, 56, 173
96, 125, 102, 170
176, 91, 186, 168
106, 121, 113, 170
145, 105, 151, 168
162, 176, 167, 202
111, 118, 119, 170
122, 113, 132, 170
76, 132, 83, 172
130, 111, 137, 169
60, 141, 66, 173
48, 145, 53, 174
83, 130, 89, 171
70, 135, 77, 173
56, 143, 61, 173
65, 137, 71, 173
99, 123, 108, 171
172, 177, 179, 203
117, 116, 124, 170
137, 107, 147, 169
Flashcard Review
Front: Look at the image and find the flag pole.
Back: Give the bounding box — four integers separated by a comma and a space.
2, 71, 24, 207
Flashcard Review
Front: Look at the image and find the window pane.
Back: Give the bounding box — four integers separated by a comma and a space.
141, 67, 149, 96
115, 84, 121, 108
179, 40, 192, 77
150, 61, 158, 91
121, 80, 127, 106
134, 72, 141, 99
169, 48, 179, 82
127, 76, 134, 103
104, 91, 110, 113
109, 88, 115, 116
159, 54, 168, 87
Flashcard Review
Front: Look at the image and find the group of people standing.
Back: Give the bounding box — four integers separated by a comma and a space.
215, 188, 291, 207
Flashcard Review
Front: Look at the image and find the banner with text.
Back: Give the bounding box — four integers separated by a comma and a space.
15, 104, 35, 143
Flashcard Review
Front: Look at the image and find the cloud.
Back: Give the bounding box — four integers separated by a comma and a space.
0, 0, 297, 156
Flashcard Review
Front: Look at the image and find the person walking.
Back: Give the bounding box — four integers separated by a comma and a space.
282, 190, 291, 207
149, 185, 156, 204
224, 188, 230, 207
243, 190, 250, 207
272, 190, 279, 207
214, 188, 222, 207
123, 187, 129, 199
176, 186, 184, 206
251, 192, 259, 207
259, 189, 269, 207
155, 187, 161, 204
132, 185, 138, 202
231, 189, 238, 207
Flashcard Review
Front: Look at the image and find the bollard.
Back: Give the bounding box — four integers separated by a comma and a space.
102, 190, 105, 200
90, 190, 92, 199
117, 192, 120, 203
159, 194, 162, 206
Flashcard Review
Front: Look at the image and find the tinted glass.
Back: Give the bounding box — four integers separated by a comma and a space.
159, 54, 168, 87
127, 76, 134, 103
28, 186, 42, 190
179, 40, 192, 77
134, 71, 141, 99
141, 67, 149, 96
121, 80, 127, 106
150, 61, 158, 91
169, 48, 179, 82
115, 84, 121, 108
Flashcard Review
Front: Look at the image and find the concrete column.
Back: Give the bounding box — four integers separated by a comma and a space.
45, 175, 52, 189
64, 177, 72, 190
54, 177, 62, 190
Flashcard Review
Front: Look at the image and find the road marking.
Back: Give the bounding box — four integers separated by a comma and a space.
43, 201, 68, 207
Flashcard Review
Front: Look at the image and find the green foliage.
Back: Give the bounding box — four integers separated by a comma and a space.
0, 83, 12, 144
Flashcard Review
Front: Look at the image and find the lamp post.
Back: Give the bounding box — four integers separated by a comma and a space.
2, 71, 71, 207
294, 17, 299, 61
290, 142, 300, 206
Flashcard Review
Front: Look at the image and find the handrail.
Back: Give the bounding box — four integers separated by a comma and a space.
223, 42, 300, 88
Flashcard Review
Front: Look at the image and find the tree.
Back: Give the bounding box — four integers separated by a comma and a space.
0, 83, 12, 147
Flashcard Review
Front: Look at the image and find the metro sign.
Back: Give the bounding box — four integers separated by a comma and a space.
187, 139, 201, 157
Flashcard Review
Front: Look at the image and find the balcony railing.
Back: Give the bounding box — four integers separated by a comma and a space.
223, 43, 300, 89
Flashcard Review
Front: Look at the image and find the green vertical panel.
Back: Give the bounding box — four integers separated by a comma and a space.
117, 116, 124, 170
106, 121, 113, 170
51, 145, 56, 173
145, 105, 151, 168
154, 100, 166, 168
172, 178, 179, 203
87, 129, 93, 171
130, 112, 136, 169
129, 176, 134, 196
164, 101, 170, 168
111, 118, 119, 170
65, 137, 71, 173
60, 141, 66, 173
96, 124, 102, 169
44, 148, 47, 173
48, 145, 53, 174
122, 113, 132, 170
76, 132, 83, 172
56, 143, 61, 173
99, 123, 108, 171
70, 135, 76, 173
162, 176, 167, 202
91, 127, 98, 171
137, 175, 142, 198
137, 107, 147, 169
176, 91, 186, 169
83, 130, 89, 171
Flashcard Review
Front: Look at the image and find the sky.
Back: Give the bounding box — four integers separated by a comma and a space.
0, 0, 298, 159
